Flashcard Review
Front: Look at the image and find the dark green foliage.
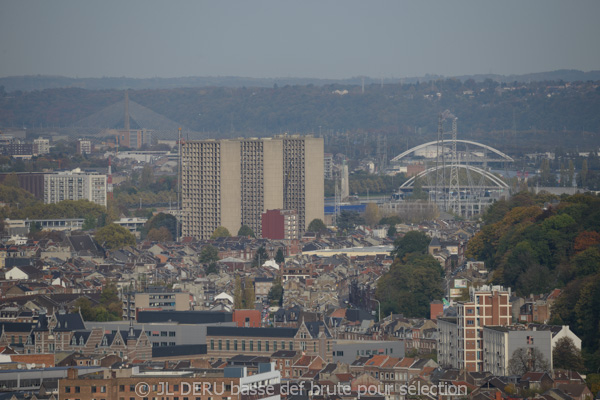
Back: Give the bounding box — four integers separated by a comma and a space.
275, 248, 285, 264
387, 225, 397, 239
143, 213, 177, 240
267, 278, 283, 306
237, 225, 255, 237
199, 245, 219, 264
252, 246, 269, 267
337, 211, 364, 233
307, 218, 327, 233
82, 215, 97, 230
553, 337, 585, 372
379, 215, 402, 226
391, 230, 431, 260
74, 284, 122, 321
376, 252, 444, 318
205, 262, 219, 275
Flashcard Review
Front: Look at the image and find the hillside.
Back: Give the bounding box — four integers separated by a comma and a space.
1, 79, 600, 153
467, 192, 600, 371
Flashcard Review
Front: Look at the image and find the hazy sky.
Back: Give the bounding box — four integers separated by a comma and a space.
1, 0, 599, 79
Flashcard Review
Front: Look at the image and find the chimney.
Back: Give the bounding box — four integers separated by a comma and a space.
67, 368, 78, 380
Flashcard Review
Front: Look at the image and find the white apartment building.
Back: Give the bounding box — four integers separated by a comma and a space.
44, 168, 107, 206
33, 138, 50, 155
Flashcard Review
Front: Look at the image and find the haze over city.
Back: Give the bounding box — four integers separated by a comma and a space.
1, 0, 600, 398
1, 0, 600, 79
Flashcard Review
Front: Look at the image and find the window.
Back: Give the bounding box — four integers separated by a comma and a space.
289, 341, 293, 350
257, 341, 261, 352
169, 331, 176, 337
234, 340, 238, 351
250, 340, 254, 351
65, 387, 71, 393
265, 341, 269, 352
281, 341, 285, 350
211, 340, 214, 350
242, 340, 246, 351
218, 340, 222, 351
226, 340, 230, 351
527, 336, 534, 345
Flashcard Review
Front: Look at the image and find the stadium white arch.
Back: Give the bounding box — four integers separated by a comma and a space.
391, 139, 514, 163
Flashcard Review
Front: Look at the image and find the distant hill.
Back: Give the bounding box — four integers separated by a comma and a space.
1, 77, 599, 152
1, 69, 600, 92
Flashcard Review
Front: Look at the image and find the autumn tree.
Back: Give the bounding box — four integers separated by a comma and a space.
146, 226, 173, 242
244, 277, 255, 309
234, 276, 243, 309
363, 202, 381, 227
95, 223, 136, 250
211, 226, 231, 239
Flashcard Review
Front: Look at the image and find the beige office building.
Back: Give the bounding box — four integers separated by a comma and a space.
181, 135, 323, 240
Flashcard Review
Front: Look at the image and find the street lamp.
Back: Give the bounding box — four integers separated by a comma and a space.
373, 299, 381, 322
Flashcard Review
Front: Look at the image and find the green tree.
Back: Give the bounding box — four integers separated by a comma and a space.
268, 277, 283, 306
237, 225, 255, 237
375, 252, 443, 318
205, 262, 219, 275
337, 210, 364, 232
275, 248, 285, 264
553, 337, 585, 372
379, 215, 402, 226
199, 245, 220, 264
211, 226, 231, 239
411, 176, 428, 200
2, 173, 19, 188
95, 224, 136, 250
387, 225, 397, 238
252, 246, 269, 267
391, 230, 431, 259
74, 297, 96, 321
307, 218, 327, 233
82, 215, 97, 230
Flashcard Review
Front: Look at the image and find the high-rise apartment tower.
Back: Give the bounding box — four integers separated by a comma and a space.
181, 135, 323, 240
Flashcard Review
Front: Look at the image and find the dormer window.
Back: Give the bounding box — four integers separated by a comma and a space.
102, 337, 108, 346
80, 336, 84, 346
71, 337, 77, 345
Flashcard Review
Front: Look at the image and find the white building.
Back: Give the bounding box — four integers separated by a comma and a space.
44, 168, 107, 206
482, 324, 580, 375
33, 138, 50, 155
